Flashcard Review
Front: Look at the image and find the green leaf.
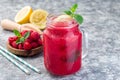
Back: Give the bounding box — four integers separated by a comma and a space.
16, 38, 21, 44
15, 31, 30, 44
13, 29, 21, 37
64, 10, 72, 15
20, 37, 25, 42
16, 37, 25, 44
74, 14, 83, 24
64, 4, 84, 24
24, 31, 30, 39
70, 4, 78, 13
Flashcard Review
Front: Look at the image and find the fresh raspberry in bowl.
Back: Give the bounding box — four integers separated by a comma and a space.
7, 30, 43, 56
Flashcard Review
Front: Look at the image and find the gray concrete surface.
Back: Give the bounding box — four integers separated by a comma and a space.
0, 0, 120, 80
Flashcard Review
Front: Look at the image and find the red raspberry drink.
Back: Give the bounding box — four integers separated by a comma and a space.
43, 15, 82, 75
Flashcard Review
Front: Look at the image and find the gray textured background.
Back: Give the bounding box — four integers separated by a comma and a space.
0, 0, 120, 80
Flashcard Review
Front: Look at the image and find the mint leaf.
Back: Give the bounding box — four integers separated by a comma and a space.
20, 37, 25, 42
15, 31, 30, 44
16, 39, 21, 44
70, 4, 78, 13
24, 31, 30, 39
64, 10, 72, 15
16, 37, 25, 44
13, 29, 21, 37
74, 14, 83, 24
64, 4, 83, 24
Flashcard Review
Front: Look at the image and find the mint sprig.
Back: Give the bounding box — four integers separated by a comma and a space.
16, 37, 25, 44
24, 31, 30, 39
64, 4, 83, 24
70, 4, 78, 13
13, 29, 21, 37
13, 30, 30, 44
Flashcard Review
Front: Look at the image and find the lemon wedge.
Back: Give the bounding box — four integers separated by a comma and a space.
14, 6, 33, 24
30, 9, 48, 29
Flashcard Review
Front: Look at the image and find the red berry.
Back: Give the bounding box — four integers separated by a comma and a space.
30, 31, 40, 41
23, 42, 32, 50
30, 30, 33, 33
11, 41, 18, 49
18, 43, 23, 49
27, 32, 33, 41
8, 37, 15, 44
21, 30, 28, 36
25, 38, 32, 43
13, 36, 18, 40
38, 39, 42, 46
31, 42, 38, 48
8, 36, 18, 44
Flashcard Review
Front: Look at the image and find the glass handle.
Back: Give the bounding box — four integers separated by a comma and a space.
81, 29, 88, 59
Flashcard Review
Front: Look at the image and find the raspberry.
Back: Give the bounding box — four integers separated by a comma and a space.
8, 36, 18, 44
11, 41, 18, 49
30, 30, 33, 33
27, 32, 33, 41
38, 39, 42, 46
14, 36, 18, 40
23, 42, 32, 50
18, 43, 23, 49
25, 38, 32, 43
21, 30, 28, 36
31, 42, 38, 48
8, 37, 15, 44
30, 31, 40, 41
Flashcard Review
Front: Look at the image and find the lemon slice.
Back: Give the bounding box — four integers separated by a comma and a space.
54, 15, 72, 22
15, 6, 33, 24
30, 9, 48, 29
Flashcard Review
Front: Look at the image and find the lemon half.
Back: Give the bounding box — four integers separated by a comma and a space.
15, 6, 33, 24
30, 9, 48, 29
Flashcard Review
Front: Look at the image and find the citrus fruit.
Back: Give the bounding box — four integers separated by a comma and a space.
30, 9, 48, 29
54, 15, 72, 22
14, 6, 33, 24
